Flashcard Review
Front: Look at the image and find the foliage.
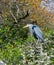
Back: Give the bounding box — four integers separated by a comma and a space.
0, 0, 54, 65
0, 19, 28, 65
0, 21, 54, 65
0, 0, 54, 28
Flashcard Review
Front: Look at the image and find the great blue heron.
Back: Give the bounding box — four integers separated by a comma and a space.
23, 24, 44, 55
23, 24, 44, 43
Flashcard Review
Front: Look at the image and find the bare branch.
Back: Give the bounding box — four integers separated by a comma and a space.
10, 10, 17, 23
16, 5, 19, 17
18, 10, 29, 21
9, 2, 18, 23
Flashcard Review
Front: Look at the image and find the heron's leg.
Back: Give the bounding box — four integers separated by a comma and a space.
33, 39, 38, 51
36, 38, 39, 45
33, 44, 36, 54
33, 38, 39, 54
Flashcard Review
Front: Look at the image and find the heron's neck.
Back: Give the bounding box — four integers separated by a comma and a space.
29, 26, 33, 36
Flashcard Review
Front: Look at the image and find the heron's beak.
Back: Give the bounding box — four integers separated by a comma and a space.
23, 25, 28, 28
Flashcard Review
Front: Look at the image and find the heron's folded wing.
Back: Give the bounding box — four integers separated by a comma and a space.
34, 26, 44, 41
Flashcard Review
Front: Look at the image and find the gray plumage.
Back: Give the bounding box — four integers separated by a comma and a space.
26, 24, 44, 43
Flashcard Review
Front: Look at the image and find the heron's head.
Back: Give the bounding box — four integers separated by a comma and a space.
23, 24, 33, 28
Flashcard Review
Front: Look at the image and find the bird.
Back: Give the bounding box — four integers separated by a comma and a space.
23, 24, 44, 43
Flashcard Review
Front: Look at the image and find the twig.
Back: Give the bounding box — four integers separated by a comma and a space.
10, 10, 18, 23
9, 2, 18, 23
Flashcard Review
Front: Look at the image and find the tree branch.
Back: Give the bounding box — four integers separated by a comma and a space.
10, 10, 18, 23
